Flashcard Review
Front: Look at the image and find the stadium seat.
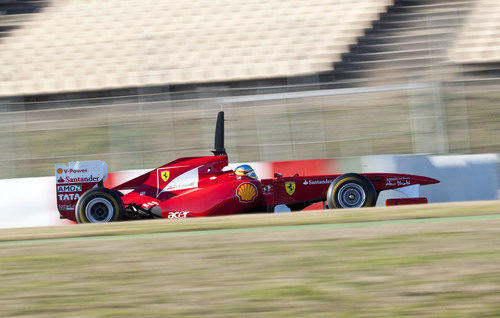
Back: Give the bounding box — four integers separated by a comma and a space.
449, 0, 500, 63
0, 0, 392, 96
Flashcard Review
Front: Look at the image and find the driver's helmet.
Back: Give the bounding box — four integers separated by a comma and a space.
234, 164, 258, 180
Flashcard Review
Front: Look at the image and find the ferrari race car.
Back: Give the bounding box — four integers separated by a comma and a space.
55, 112, 439, 223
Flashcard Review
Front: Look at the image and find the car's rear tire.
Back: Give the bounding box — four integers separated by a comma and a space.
75, 188, 124, 223
327, 173, 377, 209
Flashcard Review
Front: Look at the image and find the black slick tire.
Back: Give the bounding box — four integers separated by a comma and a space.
327, 173, 377, 209
75, 188, 125, 223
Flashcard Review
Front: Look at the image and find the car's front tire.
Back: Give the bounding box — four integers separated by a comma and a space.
327, 173, 377, 209
75, 188, 124, 223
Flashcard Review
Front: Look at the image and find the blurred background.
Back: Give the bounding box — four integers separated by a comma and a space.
0, 0, 498, 179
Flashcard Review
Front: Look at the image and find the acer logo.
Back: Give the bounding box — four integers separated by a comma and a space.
167, 211, 190, 219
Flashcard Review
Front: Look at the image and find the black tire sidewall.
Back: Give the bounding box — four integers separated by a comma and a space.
75, 188, 124, 223
327, 173, 377, 209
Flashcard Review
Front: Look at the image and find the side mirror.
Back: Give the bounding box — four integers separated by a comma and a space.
274, 172, 283, 179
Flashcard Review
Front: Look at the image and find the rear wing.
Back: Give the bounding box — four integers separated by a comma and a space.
55, 160, 107, 219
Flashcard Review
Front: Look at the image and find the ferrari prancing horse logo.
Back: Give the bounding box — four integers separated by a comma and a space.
285, 181, 296, 195
161, 171, 170, 182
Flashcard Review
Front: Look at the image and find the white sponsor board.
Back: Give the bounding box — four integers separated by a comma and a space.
0, 176, 67, 228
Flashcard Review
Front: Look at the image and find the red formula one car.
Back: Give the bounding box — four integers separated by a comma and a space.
55, 112, 439, 223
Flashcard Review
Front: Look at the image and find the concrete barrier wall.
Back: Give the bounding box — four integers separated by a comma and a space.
0, 176, 70, 228
361, 154, 499, 203
0, 154, 498, 228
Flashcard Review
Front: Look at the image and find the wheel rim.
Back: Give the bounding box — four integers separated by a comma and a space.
85, 198, 114, 222
337, 183, 366, 208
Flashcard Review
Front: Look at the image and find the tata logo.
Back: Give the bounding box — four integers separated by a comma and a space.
161, 170, 170, 182
285, 181, 296, 195
58, 193, 80, 201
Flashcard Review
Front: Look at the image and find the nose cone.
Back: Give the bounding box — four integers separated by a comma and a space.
418, 176, 440, 185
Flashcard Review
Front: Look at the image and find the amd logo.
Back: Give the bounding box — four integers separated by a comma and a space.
57, 185, 82, 193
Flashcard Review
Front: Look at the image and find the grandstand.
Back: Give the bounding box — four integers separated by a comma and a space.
449, 0, 500, 78
327, 0, 476, 86
0, 0, 499, 99
0, 0, 391, 96
450, 0, 500, 63
0, 0, 46, 39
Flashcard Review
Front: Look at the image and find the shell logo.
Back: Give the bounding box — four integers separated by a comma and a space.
57, 168, 63, 174
236, 182, 258, 202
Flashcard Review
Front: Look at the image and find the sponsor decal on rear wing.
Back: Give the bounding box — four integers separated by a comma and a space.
55, 160, 107, 184
55, 160, 108, 219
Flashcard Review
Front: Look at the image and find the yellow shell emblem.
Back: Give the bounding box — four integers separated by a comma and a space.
285, 181, 296, 196
161, 170, 170, 182
237, 183, 257, 202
